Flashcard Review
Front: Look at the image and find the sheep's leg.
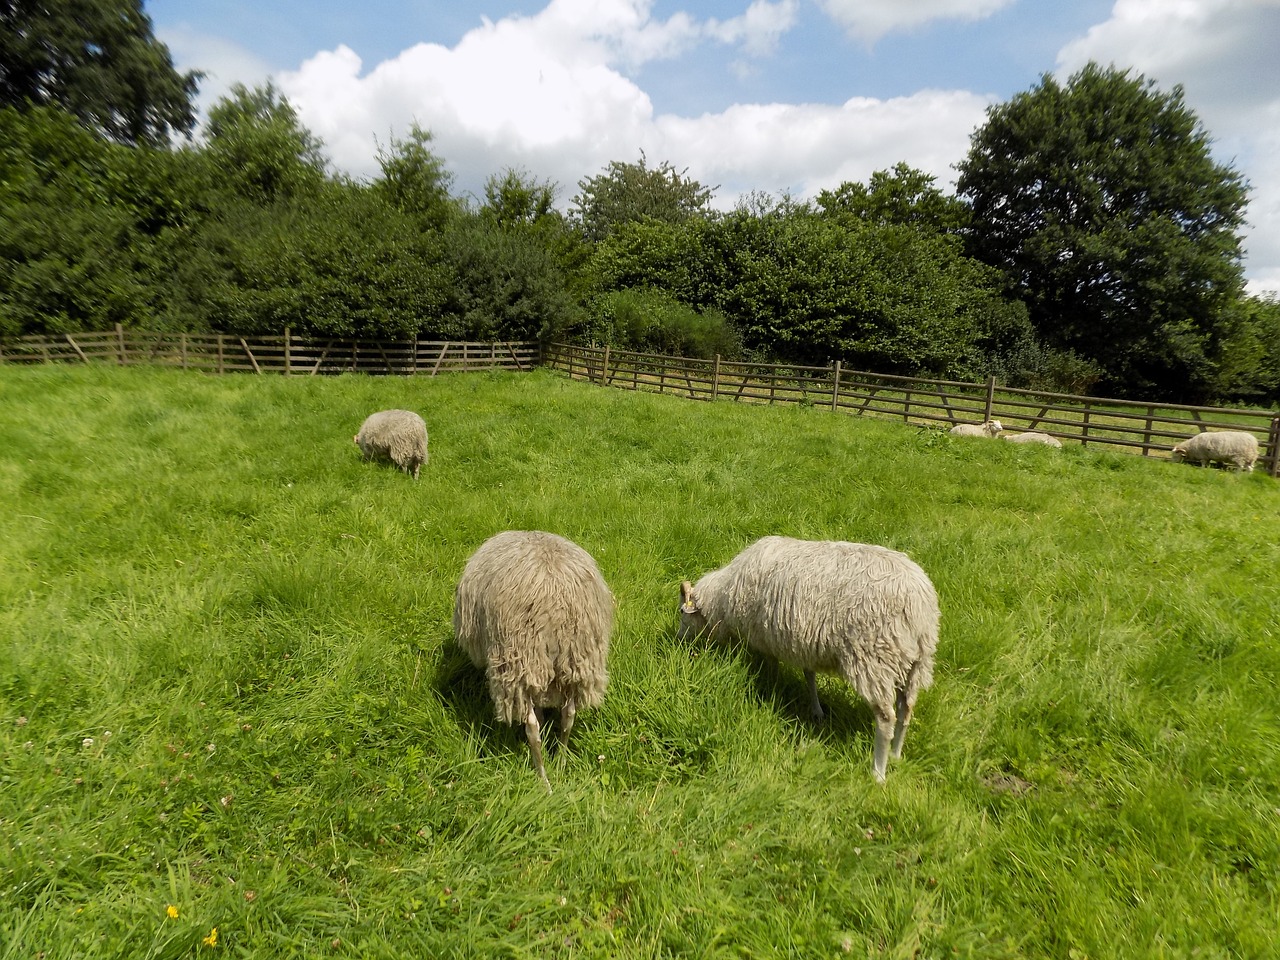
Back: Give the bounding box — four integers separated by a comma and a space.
872, 707, 894, 783
890, 688, 912, 760
805, 670, 824, 722
524, 705, 552, 793
559, 696, 578, 753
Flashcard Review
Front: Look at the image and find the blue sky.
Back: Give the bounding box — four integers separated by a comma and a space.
148, 0, 1280, 292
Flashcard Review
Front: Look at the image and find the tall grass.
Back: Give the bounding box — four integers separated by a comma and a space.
1, 364, 1277, 958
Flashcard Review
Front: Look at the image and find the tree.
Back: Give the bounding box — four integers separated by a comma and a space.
0, 0, 200, 145
570, 153, 715, 243
816, 163, 969, 234
956, 63, 1249, 400
203, 83, 327, 203
372, 124, 455, 229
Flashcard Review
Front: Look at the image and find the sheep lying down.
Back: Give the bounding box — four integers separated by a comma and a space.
454, 531, 614, 791
680, 535, 939, 782
949, 419, 1002, 438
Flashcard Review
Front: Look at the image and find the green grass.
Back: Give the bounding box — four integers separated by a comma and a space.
1, 363, 1278, 959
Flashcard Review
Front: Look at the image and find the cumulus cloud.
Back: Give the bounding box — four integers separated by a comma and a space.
276, 0, 972, 207
815, 0, 1015, 43
1056, 0, 1280, 293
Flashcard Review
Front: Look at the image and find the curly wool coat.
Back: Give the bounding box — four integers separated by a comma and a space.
1171, 430, 1259, 472
680, 536, 938, 781
354, 409, 428, 479
454, 531, 613, 728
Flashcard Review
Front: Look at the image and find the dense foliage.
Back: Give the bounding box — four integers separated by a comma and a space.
0, 0, 1275, 404
957, 64, 1251, 401
0, 0, 198, 145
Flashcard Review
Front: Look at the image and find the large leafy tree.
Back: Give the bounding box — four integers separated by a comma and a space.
0, 0, 199, 145
203, 82, 326, 203
817, 163, 969, 235
570, 153, 715, 243
956, 63, 1249, 400
372, 124, 455, 230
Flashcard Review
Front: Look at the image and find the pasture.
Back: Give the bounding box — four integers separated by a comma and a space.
1, 364, 1277, 958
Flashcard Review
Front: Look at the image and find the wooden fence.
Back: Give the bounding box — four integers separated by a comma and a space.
543, 342, 1280, 478
0, 326, 539, 376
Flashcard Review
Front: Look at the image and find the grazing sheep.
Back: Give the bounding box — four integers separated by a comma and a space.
1003, 431, 1062, 448
354, 409, 428, 479
679, 536, 939, 782
1171, 430, 1259, 472
949, 419, 1003, 438
454, 531, 614, 791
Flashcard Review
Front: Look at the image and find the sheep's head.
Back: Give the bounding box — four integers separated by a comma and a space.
678, 580, 707, 639
1170, 443, 1187, 462
983, 420, 1003, 437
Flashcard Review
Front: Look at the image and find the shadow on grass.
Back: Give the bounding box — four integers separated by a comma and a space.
688, 632, 877, 743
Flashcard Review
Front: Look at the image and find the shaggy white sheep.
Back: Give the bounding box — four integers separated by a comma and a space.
949, 419, 1003, 438
454, 531, 614, 791
1003, 431, 1062, 448
1171, 430, 1259, 472
679, 535, 939, 782
354, 409, 428, 479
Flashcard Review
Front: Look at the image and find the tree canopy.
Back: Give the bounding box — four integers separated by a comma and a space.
0, 0, 199, 145
957, 62, 1249, 401
570, 153, 715, 243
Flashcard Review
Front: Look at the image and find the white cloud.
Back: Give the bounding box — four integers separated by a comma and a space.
277, 0, 977, 207
707, 0, 801, 57
1056, 0, 1280, 293
816, 0, 1014, 43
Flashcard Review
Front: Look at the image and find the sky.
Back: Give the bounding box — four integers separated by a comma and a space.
148, 0, 1280, 295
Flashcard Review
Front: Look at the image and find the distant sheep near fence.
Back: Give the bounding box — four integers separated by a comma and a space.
453, 530, 614, 791
949, 419, 1003, 438
679, 536, 939, 782
354, 409, 428, 479
1171, 430, 1259, 472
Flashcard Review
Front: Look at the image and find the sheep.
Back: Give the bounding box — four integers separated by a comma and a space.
1003, 431, 1062, 448
1170, 430, 1259, 472
353, 409, 428, 479
453, 531, 614, 791
679, 535, 939, 782
949, 419, 1003, 438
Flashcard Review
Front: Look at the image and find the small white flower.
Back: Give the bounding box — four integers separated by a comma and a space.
82, 737, 94, 748
206, 743, 216, 753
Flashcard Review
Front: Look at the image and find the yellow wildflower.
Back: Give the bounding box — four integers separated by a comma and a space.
166, 904, 179, 919
202, 926, 218, 947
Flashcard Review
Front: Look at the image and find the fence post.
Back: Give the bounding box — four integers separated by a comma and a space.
115, 323, 127, 366
713, 354, 721, 400
831, 360, 841, 412
1081, 404, 1091, 447
601, 345, 610, 386
217, 334, 225, 375
181, 333, 188, 371
1142, 405, 1154, 457
983, 375, 995, 421
1270, 417, 1280, 478
284, 327, 291, 376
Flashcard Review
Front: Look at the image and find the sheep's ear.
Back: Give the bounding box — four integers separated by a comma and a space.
679, 580, 698, 614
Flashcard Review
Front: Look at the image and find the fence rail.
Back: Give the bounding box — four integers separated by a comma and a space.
543, 342, 1280, 477
0, 326, 540, 376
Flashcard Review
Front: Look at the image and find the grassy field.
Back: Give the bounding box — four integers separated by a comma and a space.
1, 363, 1277, 959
